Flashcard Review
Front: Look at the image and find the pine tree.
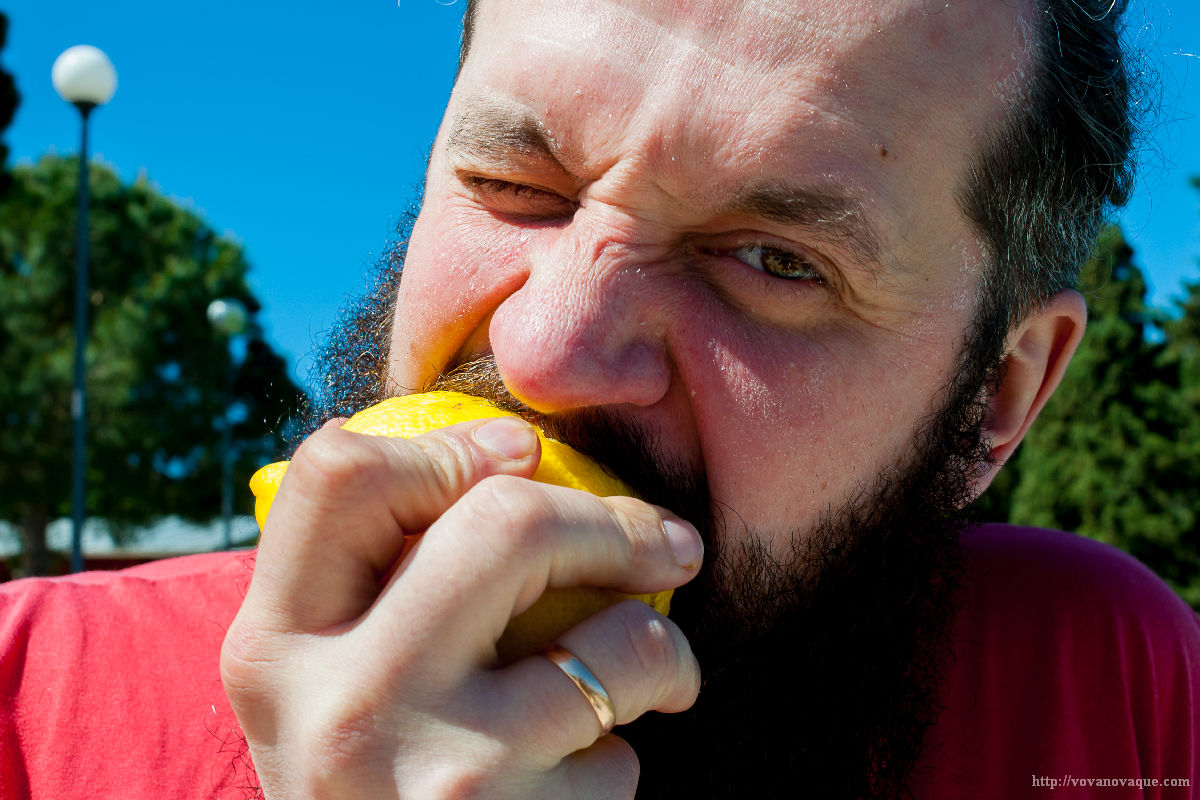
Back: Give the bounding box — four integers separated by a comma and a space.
977, 225, 1200, 607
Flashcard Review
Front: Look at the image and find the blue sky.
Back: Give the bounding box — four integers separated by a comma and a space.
4, 1, 1199, 394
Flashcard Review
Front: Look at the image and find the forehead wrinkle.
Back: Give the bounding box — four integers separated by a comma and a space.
594, 0, 850, 75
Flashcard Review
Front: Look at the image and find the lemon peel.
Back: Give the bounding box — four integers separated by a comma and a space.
249, 390, 672, 661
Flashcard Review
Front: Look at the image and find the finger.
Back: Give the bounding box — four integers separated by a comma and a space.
246, 416, 541, 632
556, 735, 641, 800
493, 599, 700, 759
370, 478, 703, 666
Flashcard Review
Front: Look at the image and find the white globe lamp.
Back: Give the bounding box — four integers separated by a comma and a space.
52, 45, 117, 108
207, 298, 250, 337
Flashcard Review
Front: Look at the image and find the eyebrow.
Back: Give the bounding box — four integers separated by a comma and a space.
446, 102, 566, 168
446, 100, 889, 275
723, 184, 886, 275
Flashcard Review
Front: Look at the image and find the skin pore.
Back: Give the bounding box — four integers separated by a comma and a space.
387, 0, 1039, 563
292, 0, 1087, 796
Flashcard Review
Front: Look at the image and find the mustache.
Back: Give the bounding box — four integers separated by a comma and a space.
423, 355, 713, 536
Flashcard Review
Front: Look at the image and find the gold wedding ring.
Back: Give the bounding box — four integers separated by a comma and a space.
540, 643, 617, 736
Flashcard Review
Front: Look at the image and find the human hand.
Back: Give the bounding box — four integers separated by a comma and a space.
220, 416, 703, 799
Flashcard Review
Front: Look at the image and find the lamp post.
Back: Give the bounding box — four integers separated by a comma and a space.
207, 298, 249, 551
52, 45, 117, 574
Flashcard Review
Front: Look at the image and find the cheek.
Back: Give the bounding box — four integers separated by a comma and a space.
390, 200, 531, 390
670, 310, 957, 541
392, 192, 966, 545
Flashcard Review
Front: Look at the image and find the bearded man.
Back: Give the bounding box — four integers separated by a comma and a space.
2, 0, 1198, 798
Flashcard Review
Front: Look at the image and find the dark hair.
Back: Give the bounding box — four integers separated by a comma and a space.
456, 0, 481, 77
961, 0, 1138, 336
457, 0, 1139, 334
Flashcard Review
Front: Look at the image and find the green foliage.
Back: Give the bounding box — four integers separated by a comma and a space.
977, 225, 1200, 608
0, 155, 303, 571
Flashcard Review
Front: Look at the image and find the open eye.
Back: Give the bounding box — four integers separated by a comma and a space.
732, 244, 824, 281
463, 176, 575, 218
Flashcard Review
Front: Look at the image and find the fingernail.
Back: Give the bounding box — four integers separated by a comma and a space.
473, 417, 538, 461
663, 518, 703, 570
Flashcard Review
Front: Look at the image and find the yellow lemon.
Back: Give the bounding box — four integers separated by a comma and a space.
249, 390, 672, 661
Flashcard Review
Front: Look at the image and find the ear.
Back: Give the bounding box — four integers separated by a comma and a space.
972, 289, 1087, 494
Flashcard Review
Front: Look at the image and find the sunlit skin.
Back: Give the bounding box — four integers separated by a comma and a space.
223, 1, 1092, 795
389, 0, 1063, 557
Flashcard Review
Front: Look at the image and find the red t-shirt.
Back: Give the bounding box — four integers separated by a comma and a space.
0, 551, 256, 798
2, 525, 1197, 799
910, 526, 1199, 797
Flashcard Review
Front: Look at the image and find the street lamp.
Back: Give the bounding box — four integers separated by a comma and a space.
52, 45, 117, 574
207, 298, 249, 550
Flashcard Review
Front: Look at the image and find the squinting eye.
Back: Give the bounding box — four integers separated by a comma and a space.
458, 176, 576, 219
732, 244, 823, 281
462, 176, 576, 218
469, 177, 550, 199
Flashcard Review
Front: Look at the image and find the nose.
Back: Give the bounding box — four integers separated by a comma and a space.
487, 221, 673, 413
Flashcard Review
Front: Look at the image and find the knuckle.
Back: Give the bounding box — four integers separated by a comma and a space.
587, 737, 641, 796
219, 620, 283, 707
613, 600, 678, 683
402, 716, 516, 800
403, 430, 480, 499
289, 427, 377, 497
603, 600, 698, 713
303, 704, 389, 785
602, 497, 657, 563
220, 621, 266, 683
417, 762, 506, 800
461, 476, 553, 560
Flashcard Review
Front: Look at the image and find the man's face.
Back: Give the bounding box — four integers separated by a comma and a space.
318, 2, 1045, 794
388, 0, 1031, 560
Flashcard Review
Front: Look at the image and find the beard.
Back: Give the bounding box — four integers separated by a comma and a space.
299, 229, 1007, 799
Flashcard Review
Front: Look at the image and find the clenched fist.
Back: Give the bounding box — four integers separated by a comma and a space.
221, 416, 703, 799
